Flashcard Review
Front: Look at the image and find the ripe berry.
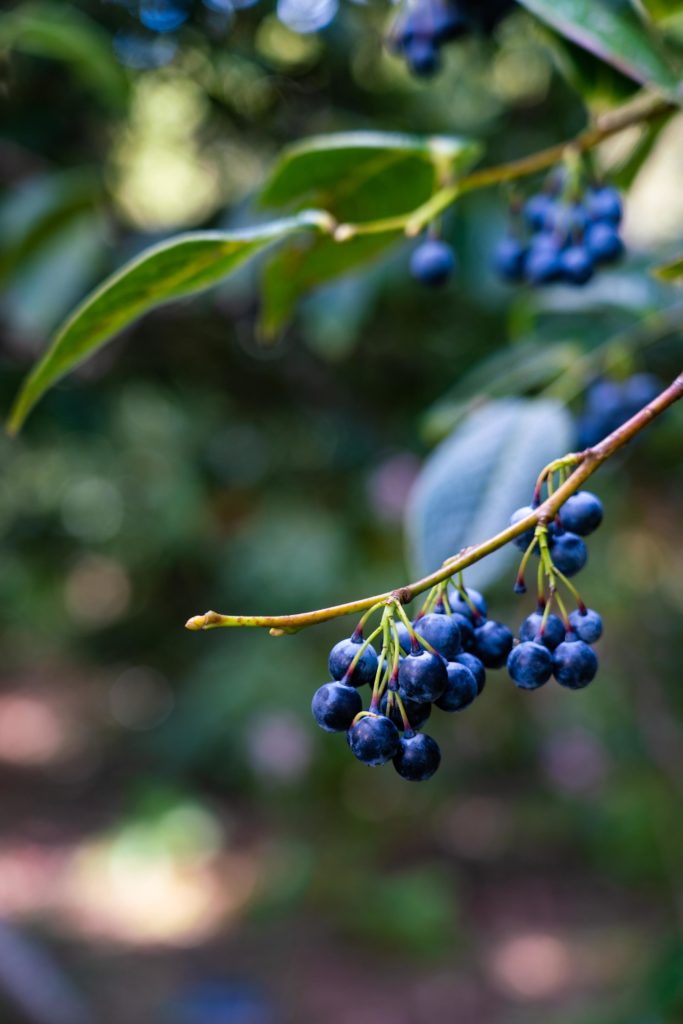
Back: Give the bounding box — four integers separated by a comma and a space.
435, 661, 478, 711
381, 690, 432, 731
398, 649, 447, 702
560, 245, 594, 285
473, 619, 513, 668
509, 505, 536, 550
494, 235, 526, 282
414, 612, 461, 660
525, 236, 562, 284
451, 612, 475, 650
311, 682, 363, 733
410, 239, 456, 287
585, 221, 623, 264
568, 607, 603, 644
393, 732, 441, 781
507, 640, 552, 690
549, 531, 588, 577
329, 637, 378, 686
448, 586, 488, 621
558, 491, 603, 536
552, 638, 598, 689
347, 713, 400, 765
586, 186, 622, 225
404, 37, 439, 76
622, 373, 660, 412
523, 193, 555, 231
455, 651, 486, 694
394, 621, 412, 653
519, 610, 565, 651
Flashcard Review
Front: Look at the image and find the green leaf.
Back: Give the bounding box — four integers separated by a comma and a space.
653, 254, 683, 282
260, 230, 402, 340
7, 211, 327, 434
405, 398, 575, 591
0, 2, 130, 110
516, 0, 681, 95
260, 131, 483, 222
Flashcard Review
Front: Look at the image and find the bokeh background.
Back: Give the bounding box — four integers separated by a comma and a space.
1, 2, 683, 1022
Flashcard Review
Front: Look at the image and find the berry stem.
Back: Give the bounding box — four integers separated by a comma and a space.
186, 371, 683, 635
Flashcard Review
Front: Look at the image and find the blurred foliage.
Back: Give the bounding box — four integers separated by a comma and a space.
0, 1, 683, 1022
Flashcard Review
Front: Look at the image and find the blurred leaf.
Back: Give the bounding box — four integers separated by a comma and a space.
538, 24, 642, 108
405, 398, 575, 590
0, 2, 130, 110
260, 131, 483, 222
7, 211, 328, 434
260, 231, 401, 340
421, 339, 581, 442
637, 0, 683, 26
516, 0, 681, 94
653, 253, 683, 282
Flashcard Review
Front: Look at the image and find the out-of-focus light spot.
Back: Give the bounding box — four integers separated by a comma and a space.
113, 31, 178, 69
109, 667, 174, 730
367, 452, 420, 524
491, 45, 551, 104
0, 695, 67, 766
111, 76, 221, 230
541, 727, 608, 795
64, 556, 131, 627
255, 15, 323, 68
276, 0, 337, 34
489, 932, 574, 1000
139, 0, 190, 32
624, 112, 683, 249
204, 0, 234, 10
0, 843, 66, 918
439, 796, 512, 860
246, 711, 312, 782
61, 477, 124, 542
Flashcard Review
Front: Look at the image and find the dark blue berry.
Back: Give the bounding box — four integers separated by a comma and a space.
558, 491, 603, 536
381, 690, 432, 731
139, 0, 190, 33
568, 608, 603, 644
455, 651, 486, 694
507, 641, 552, 690
451, 612, 475, 650
519, 610, 565, 651
398, 649, 447, 703
523, 193, 555, 231
622, 373, 660, 413
393, 732, 441, 781
311, 682, 363, 733
447, 586, 488, 621
347, 713, 400, 765
586, 186, 622, 225
435, 661, 478, 711
404, 38, 440, 76
433, 4, 468, 42
552, 638, 598, 689
413, 612, 461, 659
509, 505, 536, 551
410, 239, 456, 286
560, 245, 594, 285
525, 236, 562, 284
585, 221, 623, 264
328, 637, 378, 686
473, 619, 513, 668
495, 235, 526, 282
549, 531, 588, 577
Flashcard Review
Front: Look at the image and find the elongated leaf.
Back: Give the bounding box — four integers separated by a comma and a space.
516, 0, 681, 95
261, 132, 483, 222
260, 230, 402, 340
0, 3, 129, 110
653, 254, 683, 282
7, 212, 327, 434
405, 398, 575, 591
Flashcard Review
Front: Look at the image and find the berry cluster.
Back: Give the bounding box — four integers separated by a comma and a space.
311, 482, 604, 781
495, 173, 624, 287
507, 489, 604, 691
387, 0, 515, 78
576, 373, 660, 449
